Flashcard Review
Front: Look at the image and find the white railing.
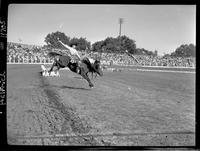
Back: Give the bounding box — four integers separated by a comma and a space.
7, 55, 54, 64
7, 55, 195, 68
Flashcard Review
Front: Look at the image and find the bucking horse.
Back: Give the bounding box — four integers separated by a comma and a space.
48, 51, 103, 88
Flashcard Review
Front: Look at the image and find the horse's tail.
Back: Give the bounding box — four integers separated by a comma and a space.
48, 52, 63, 58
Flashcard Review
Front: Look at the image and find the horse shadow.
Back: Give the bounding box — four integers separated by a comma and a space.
52, 85, 91, 91
73, 76, 98, 80
73, 76, 83, 79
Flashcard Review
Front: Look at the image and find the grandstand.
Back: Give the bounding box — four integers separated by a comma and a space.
7, 42, 196, 67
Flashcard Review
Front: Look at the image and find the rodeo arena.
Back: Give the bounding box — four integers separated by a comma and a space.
7, 41, 195, 146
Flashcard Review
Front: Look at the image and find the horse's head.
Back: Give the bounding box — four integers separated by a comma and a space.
93, 60, 103, 76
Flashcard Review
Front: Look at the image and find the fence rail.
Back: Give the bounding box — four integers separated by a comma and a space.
7, 55, 54, 64
7, 55, 196, 68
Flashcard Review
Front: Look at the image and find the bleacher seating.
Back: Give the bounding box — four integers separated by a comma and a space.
7, 42, 195, 67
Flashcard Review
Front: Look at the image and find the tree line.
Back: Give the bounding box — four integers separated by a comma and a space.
168, 44, 195, 57
44, 31, 195, 57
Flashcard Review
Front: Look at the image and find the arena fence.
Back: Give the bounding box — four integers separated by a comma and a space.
7, 55, 196, 69
7, 55, 54, 64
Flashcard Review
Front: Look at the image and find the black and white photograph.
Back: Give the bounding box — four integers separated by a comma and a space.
6, 4, 195, 146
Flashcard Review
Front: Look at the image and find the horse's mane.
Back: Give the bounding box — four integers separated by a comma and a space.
48, 51, 63, 57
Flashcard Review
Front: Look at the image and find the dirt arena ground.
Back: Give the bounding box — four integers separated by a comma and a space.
7, 64, 195, 146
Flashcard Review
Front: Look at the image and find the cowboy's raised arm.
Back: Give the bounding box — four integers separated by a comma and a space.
57, 39, 81, 59
58, 40, 72, 50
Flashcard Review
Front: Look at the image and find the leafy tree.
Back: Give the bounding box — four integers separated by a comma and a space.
163, 54, 171, 58
69, 37, 79, 47
171, 44, 195, 57
103, 37, 119, 53
44, 31, 70, 49
135, 48, 157, 56
92, 40, 104, 52
136, 48, 148, 55
118, 35, 137, 54
44, 31, 91, 52
71, 37, 91, 51
187, 44, 195, 57
92, 35, 137, 54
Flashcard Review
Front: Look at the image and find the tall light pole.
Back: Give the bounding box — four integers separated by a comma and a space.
118, 18, 124, 53
119, 18, 124, 37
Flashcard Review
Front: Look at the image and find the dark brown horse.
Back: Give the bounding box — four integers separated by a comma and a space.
48, 52, 103, 88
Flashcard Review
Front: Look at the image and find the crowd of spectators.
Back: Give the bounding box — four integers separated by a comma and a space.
88, 52, 195, 67
131, 55, 195, 67
7, 42, 195, 67
7, 42, 54, 64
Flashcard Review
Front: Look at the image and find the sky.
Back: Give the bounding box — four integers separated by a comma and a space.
8, 4, 196, 56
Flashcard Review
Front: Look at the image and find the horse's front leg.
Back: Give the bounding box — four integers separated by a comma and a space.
91, 72, 93, 79
49, 61, 56, 73
94, 72, 97, 79
81, 71, 94, 88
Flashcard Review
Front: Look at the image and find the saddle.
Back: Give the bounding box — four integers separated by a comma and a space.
81, 57, 93, 71
56, 55, 71, 68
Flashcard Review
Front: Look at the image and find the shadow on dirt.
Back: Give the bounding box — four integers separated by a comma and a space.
52, 85, 91, 91
73, 76, 83, 79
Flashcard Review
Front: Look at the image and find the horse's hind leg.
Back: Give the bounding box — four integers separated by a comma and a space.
91, 72, 93, 79
94, 73, 97, 78
81, 72, 94, 88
